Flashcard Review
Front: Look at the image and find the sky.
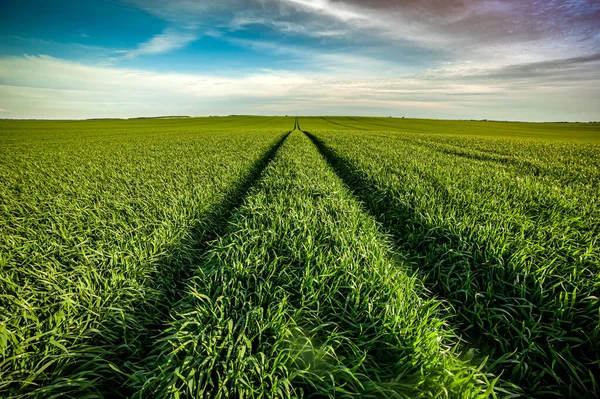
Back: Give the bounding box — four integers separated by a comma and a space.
0, 0, 599, 121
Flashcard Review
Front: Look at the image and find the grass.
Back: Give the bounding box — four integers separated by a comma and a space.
301, 118, 600, 398
0, 116, 598, 398
0, 116, 291, 397
300, 117, 600, 142
133, 130, 502, 398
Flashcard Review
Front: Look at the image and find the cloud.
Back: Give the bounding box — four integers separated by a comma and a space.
118, 28, 198, 59
120, 0, 600, 76
4, 35, 108, 53
2, 2, 597, 121
288, 0, 599, 54
0, 108, 9, 112
0, 54, 598, 121
473, 53, 600, 82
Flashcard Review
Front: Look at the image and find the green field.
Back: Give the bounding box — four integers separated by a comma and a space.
1, 116, 598, 398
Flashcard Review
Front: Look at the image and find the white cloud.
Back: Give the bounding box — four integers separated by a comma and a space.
269, 21, 346, 37
284, 0, 365, 22
119, 29, 198, 59
0, 55, 598, 121
0, 55, 311, 118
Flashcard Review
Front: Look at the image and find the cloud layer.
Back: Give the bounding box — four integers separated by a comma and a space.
0, 0, 598, 120
1, 53, 597, 120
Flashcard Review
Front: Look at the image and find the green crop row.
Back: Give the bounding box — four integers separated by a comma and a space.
302, 123, 599, 398
0, 117, 290, 397
132, 130, 508, 398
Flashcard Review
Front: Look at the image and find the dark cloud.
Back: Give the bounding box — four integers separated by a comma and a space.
480, 53, 600, 81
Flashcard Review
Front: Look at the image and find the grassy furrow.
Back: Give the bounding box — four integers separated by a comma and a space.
305, 128, 599, 397
0, 117, 291, 397
134, 130, 508, 398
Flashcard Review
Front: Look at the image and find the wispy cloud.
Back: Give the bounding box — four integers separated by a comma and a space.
118, 28, 197, 59
4, 35, 107, 52
124, 0, 600, 72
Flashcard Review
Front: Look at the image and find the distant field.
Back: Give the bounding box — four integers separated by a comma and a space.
1, 116, 598, 398
302, 116, 600, 142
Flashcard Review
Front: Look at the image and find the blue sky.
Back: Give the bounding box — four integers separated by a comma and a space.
0, 0, 598, 121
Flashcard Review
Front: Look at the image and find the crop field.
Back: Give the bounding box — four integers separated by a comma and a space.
0, 116, 599, 398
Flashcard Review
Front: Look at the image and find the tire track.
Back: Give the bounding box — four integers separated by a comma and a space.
302, 128, 599, 398
100, 129, 292, 397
